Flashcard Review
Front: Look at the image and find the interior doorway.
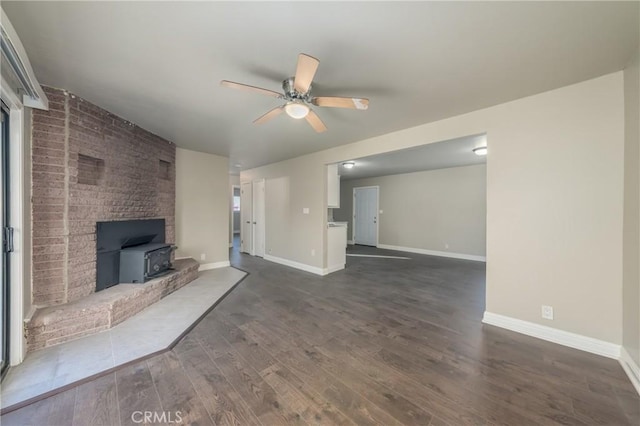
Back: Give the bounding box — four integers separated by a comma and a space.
353, 186, 379, 247
232, 185, 240, 249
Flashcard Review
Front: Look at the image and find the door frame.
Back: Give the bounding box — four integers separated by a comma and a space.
252, 179, 266, 257
231, 184, 240, 247
352, 186, 379, 247
1, 75, 26, 366
240, 182, 252, 254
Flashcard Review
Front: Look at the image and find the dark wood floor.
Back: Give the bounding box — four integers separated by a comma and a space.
2, 244, 638, 425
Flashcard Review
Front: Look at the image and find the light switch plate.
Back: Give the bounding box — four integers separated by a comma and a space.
303, 208, 310, 214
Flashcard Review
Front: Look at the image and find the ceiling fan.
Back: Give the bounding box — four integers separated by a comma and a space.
221, 53, 369, 133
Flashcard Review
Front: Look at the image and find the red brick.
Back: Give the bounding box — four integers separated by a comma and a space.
31, 86, 176, 310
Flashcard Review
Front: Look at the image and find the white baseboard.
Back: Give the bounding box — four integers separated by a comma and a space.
620, 346, 640, 395
199, 261, 231, 271
263, 254, 326, 276
482, 311, 620, 359
377, 244, 486, 262
324, 264, 345, 274
347, 240, 354, 245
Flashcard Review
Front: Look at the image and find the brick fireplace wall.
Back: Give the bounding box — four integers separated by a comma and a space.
32, 86, 176, 306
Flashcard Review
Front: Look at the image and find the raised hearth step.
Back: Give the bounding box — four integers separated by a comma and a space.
25, 258, 199, 352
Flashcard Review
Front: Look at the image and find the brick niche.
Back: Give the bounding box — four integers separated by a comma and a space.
32, 86, 176, 306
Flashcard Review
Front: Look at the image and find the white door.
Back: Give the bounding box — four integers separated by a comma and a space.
252, 179, 266, 257
240, 182, 252, 254
353, 186, 378, 246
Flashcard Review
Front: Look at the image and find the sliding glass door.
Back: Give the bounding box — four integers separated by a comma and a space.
1, 102, 10, 379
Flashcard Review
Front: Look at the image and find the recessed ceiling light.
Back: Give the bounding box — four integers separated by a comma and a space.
342, 161, 356, 169
284, 102, 310, 119
234, 163, 242, 168
472, 147, 487, 156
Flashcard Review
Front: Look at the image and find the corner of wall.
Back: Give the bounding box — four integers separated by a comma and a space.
175, 148, 230, 266
622, 43, 640, 381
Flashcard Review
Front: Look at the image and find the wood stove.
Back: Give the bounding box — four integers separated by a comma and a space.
96, 219, 174, 291
119, 242, 173, 283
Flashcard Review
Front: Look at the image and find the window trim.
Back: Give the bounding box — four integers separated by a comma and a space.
1, 74, 27, 366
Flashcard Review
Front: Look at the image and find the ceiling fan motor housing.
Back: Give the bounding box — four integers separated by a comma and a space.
282, 77, 312, 103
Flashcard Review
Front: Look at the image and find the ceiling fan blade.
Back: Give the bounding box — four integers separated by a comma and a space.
220, 80, 283, 98
293, 54, 320, 93
305, 109, 327, 133
312, 96, 369, 110
253, 106, 284, 124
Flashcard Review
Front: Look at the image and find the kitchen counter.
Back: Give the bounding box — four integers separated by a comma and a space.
328, 221, 348, 227
327, 223, 347, 273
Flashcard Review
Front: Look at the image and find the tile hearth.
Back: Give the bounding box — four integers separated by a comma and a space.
1, 266, 247, 412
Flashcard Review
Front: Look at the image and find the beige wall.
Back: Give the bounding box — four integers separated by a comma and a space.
243, 158, 326, 267
484, 74, 624, 344
623, 47, 640, 366
243, 72, 625, 344
175, 148, 229, 266
335, 164, 486, 257
265, 176, 292, 259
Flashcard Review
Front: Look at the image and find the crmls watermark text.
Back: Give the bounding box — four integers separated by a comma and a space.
131, 411, 183, 424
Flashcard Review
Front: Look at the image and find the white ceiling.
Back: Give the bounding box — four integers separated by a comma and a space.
3, 2, 638, 171
338, 134, 487, 181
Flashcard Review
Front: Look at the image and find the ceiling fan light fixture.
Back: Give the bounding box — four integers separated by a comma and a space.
342, 161, 356, 169
222, 53, 370, 133
473, 147, 487, 156
284, 102, 310, 119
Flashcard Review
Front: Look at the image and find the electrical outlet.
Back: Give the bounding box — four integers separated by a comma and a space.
303, 207, 310, 214
445, 243, 449, 249
200, 253, 206, 261
541, 305, 554, 320
311, 249, 316, 256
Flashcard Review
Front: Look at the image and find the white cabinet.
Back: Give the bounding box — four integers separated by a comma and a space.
327, 164, 340, 208
327, 224, 347, 273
